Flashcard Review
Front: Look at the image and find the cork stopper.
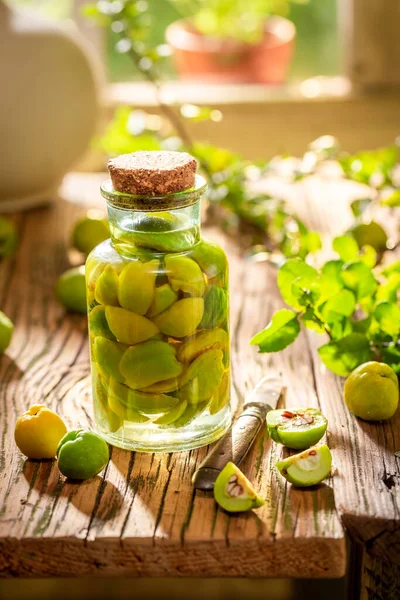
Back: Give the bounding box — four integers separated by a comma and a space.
108, 151, 198, 196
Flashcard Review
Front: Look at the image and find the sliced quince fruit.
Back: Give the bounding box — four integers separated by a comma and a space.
276, 444, 332, 487
213, 462, 264, 512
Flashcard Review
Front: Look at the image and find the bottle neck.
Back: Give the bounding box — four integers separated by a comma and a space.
107, 200, 202, 257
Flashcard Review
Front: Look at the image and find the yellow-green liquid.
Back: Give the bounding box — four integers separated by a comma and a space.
86, 222, 231, 452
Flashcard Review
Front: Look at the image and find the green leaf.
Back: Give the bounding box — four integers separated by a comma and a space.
332, 235, 377, 268
376, 272, 400, 303
319, 260, 344, 298
81, 3, 99, 17
359, 245, 377, 268
96, 107, 162, 156
351, 316, 372, 334
339, 146, 398, 187
277, 258, 318, 310
380, 189, 400, 207
251, 309, 300, 352
381, 344, 400, 374
329, 318, 353, 341
81, 3, 110, 24
321, 290, 356, 322
349, 222, 388, 253
291, 279, 321, 307
341, 261, 377, 301
333, 235, 359, 262
301, 230, 322, 254
192, 142, 240, 173
361, 294, 376, 314
383, 261, 400, 277
374, 301, 400, 337
318, 333, 373, 376
301, 308, 326, 334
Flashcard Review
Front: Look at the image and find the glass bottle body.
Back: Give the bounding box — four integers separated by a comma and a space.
86, 181, 231, 452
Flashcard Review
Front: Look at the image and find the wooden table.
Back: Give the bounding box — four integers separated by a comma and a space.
0, 172, 399, 598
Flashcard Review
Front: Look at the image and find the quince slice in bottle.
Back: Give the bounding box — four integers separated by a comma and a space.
165, 255, 205, 297
118, 259, 159, 315
153, 298, 204, 338
119, 340, 183, 389
179, 348, 224, 404
106, 306, 158, 345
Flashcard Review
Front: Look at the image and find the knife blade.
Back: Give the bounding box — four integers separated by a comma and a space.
192, 375, 284, 491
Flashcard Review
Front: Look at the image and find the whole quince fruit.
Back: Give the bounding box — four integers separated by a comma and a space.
344, 361, 399, 421
15, 405, 67, 459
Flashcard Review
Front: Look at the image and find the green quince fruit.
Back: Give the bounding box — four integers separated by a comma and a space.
57, 429, 109, 480
0, 310, 13, 353
72, 214, 109, 255
56, 266, 86, 314
344, 361, 399, 420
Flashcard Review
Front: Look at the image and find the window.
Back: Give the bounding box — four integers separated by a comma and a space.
11, 0, 340, 83
9, 0, 400, 158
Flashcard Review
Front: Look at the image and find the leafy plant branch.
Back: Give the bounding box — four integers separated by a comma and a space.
84, 0, 321, 260
251, 236, 400, 376
85, 0, 195, 151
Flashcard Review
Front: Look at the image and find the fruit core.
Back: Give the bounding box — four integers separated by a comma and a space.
292, 449, 321, 471
226, 474, 246, 498
281, 410, 315, 427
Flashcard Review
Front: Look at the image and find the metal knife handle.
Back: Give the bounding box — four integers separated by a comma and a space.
192, 404, 267, 491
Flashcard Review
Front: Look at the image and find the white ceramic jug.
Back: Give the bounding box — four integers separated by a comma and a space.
0, 1, 102, 210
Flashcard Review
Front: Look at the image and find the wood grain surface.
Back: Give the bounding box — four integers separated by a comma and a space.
0, 171, 398, 582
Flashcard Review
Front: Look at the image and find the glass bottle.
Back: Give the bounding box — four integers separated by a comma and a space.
86, 171, 231, 452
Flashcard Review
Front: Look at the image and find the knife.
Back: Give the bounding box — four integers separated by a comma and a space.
192, 375, 284, 491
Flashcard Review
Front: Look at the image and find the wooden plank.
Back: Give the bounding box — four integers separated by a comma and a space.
109, 78, 351, 107
0, 173, 345, 578
311, 356, 400, 565
293, 176, 400, 568
360, 552, 400, 600
259, 171, 400, 585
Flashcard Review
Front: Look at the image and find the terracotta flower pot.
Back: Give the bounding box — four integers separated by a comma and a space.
166, 16, 295, 84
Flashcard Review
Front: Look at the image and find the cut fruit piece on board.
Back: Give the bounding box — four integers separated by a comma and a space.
267, 408, 328, 449
213, 462, 264, 513
276, 444, 332, 487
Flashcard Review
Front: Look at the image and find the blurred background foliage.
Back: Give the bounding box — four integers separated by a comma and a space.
10, 0, 339, 82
